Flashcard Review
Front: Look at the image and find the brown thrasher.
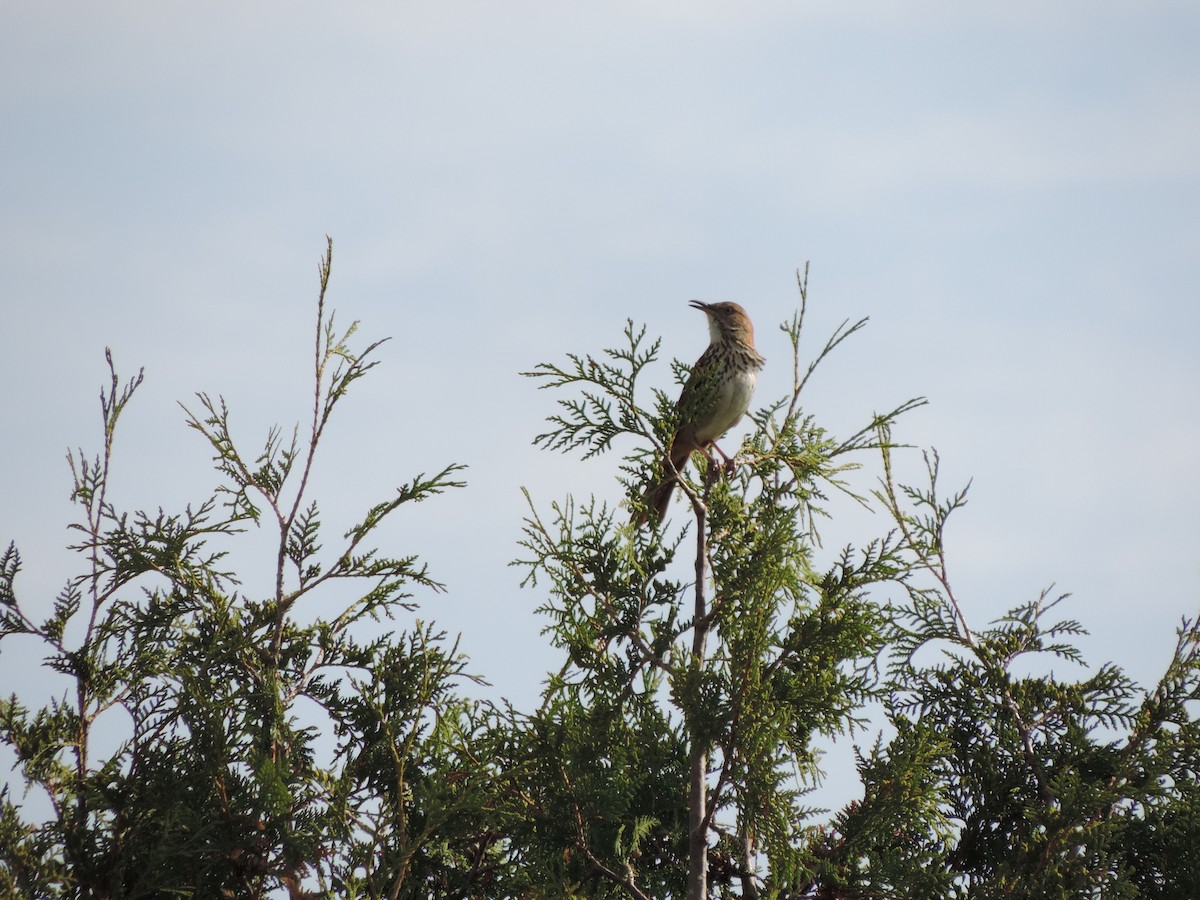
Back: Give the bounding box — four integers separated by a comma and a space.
640, 300, 765, 524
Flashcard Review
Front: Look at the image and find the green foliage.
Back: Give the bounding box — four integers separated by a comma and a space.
3, 254, 1198, 899
517, 270, 928, 898
515, 266, 1200, 898
807, 446, 1200, 898
0, 241, 493, 899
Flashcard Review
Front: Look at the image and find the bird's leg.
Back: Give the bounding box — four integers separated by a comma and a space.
706, 441, 738, 478
696, 444, 720, 485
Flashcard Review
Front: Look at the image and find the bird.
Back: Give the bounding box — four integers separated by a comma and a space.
640, 300, 765, 524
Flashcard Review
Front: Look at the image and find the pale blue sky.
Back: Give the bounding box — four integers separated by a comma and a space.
3, 2, 1198, 808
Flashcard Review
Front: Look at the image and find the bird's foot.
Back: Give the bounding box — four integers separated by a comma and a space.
706, 442, 738, 478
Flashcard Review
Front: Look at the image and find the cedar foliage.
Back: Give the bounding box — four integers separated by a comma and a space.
2, 246, 1197, 898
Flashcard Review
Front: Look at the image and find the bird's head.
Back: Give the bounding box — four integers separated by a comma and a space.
689, 300, 757, 348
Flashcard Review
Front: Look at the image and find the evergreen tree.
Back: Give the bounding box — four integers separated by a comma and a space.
0, 242, 500, 898
512, 270, 920, 897
2, 249, 1197, 898
511, 267, 1200, 897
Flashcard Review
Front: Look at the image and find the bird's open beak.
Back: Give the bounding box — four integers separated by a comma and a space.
688, 300, 710, 313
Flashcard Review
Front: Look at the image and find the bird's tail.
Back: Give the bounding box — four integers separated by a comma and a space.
638, 477, 676, 525
635, 440, 695, 526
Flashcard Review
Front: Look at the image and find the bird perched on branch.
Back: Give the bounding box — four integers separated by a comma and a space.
639, 300, 765, 524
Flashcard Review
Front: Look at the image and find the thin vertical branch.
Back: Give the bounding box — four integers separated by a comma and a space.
74, 350, 143, 840
783, 263, 809, 425
271, 238, 334, 661
878, 440, 976, 648
687, 482, 711, 900
741, 830, 759, 900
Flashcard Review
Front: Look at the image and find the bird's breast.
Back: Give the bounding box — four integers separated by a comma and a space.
695, 368, 757, 443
